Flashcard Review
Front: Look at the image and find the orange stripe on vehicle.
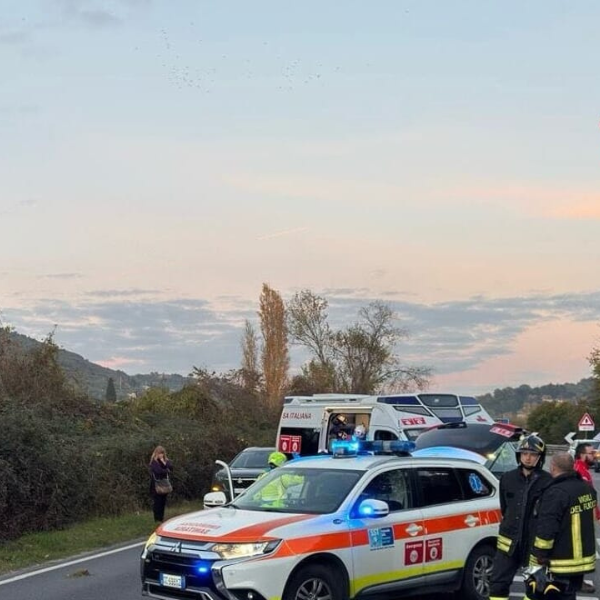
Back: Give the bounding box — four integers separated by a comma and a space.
286, 531, 353, 554
481, 508, 502, 525
423, 513, 474, 534
234, 508, 499, 560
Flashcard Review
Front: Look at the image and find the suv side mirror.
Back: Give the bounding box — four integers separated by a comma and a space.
356, 498, 389, 518
203, 491, 227, 509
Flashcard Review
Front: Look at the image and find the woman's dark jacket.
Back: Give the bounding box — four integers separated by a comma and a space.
149, 459, 173, 494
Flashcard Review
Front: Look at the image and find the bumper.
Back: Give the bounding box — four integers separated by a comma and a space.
141, 544, 293, 600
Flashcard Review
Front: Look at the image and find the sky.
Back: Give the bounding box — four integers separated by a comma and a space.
2, 0, 600, 395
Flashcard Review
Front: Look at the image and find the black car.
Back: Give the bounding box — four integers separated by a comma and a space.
211, 446, 275, 500
414, 421, 526, 476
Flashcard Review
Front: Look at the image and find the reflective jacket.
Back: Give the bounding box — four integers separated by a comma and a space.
254, 471, 303, 507
496, 467, 552, 561
530, 471, 597, 575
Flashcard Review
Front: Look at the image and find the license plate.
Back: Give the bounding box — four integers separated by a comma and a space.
234, 487, 245, 494
160, 573, 185, 589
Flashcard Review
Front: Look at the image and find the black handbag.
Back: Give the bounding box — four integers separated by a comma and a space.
154, 475, 173, 495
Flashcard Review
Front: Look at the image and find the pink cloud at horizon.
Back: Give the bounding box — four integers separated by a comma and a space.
450, 184, 600, 220
97, 356, 146, 370
433, 318, 599, 395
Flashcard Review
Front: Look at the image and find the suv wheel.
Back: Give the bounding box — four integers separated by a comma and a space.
284, 564, 346, 600
461, 543, 494, 600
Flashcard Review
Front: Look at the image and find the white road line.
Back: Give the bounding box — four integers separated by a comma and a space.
0, 541, 144, 586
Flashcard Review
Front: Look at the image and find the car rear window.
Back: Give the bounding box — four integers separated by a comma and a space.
230, 450, 273, 468
415, 423, 521, 456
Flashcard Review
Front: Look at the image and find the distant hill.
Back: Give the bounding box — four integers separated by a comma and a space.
5, 330, 596, 408
477, 379, 595, 419
6, 331, 193, 401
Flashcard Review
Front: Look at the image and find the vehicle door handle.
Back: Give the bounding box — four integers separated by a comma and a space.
465, 514, 480, 528
406, 523, 423, 536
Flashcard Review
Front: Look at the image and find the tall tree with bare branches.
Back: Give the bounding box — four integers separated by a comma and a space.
258, 284, 289, 408
240, 320, 261, 394
287, 290, 430, 394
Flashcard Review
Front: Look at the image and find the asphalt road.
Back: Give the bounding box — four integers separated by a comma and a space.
2, 472, 600, 600
3, 541, 598, 600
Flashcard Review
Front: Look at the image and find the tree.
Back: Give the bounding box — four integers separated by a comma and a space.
527, 400, 582, 444
105, 377, 117, 403
287, 290, 430, 394
258, 284, 289, 408
287, 290, 332, 365
239, 320, 261, 394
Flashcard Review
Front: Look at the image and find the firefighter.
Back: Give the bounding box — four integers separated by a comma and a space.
489, 434, 553, 600
525, 451, 597, 600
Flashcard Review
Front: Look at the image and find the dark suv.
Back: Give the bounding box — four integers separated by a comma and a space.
414, 421, 526, 476
211, 446, 275, 500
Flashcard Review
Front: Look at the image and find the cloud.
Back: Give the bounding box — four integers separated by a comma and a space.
85, 288, 160, 298
96, 356, 146, 369
41, 273, 84, 280
2, 290, 599, 388
0, 198, 39, 216
550, 203, 600, 220
0, 30, 30, 45
57, 0, 151, 29
451, 184, 600, 221
257, 227, 308, 241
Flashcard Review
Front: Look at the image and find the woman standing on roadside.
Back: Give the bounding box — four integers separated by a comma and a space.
149, 445, 173, 523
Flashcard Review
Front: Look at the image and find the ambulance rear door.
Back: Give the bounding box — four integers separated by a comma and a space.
276, 405, 322, 456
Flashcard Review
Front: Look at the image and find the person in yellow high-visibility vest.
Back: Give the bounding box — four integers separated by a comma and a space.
254, 452, 301, 507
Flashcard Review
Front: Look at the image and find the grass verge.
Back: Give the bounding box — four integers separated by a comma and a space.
0, 500, 203, 576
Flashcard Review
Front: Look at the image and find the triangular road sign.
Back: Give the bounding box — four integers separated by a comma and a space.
578, 412, 595, 430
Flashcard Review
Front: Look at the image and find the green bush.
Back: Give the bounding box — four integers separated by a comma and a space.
0, 332, 279, 541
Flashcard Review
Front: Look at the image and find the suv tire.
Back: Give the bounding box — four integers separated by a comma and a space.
284, 564, 346, 600
461, 543, 495, 600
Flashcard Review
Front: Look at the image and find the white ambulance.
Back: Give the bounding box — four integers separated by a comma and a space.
276, 392, 494, 456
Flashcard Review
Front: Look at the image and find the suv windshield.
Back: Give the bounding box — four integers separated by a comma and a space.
232, 467, 364, 514
230, 449, 273, 469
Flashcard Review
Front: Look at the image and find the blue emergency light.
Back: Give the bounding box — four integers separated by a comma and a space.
331, 439, 415, 457
195, 561, 211, 574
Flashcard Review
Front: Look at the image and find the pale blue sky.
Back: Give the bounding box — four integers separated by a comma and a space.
2, 1, 600, 394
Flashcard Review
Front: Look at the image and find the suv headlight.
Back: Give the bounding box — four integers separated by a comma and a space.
209, 540, 281, 559
141, 532, 158, 559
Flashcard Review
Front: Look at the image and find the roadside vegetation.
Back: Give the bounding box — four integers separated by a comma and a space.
0, 500, 202, 575
0, 326, 279, 544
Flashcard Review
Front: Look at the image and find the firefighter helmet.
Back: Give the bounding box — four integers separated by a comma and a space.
516, 434, 546, 469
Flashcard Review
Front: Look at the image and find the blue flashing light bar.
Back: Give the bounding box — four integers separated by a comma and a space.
331, 439, 415, 457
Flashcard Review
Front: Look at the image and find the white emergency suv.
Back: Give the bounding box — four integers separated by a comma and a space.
276, 392, 494, 456
141, 441, 501, 600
